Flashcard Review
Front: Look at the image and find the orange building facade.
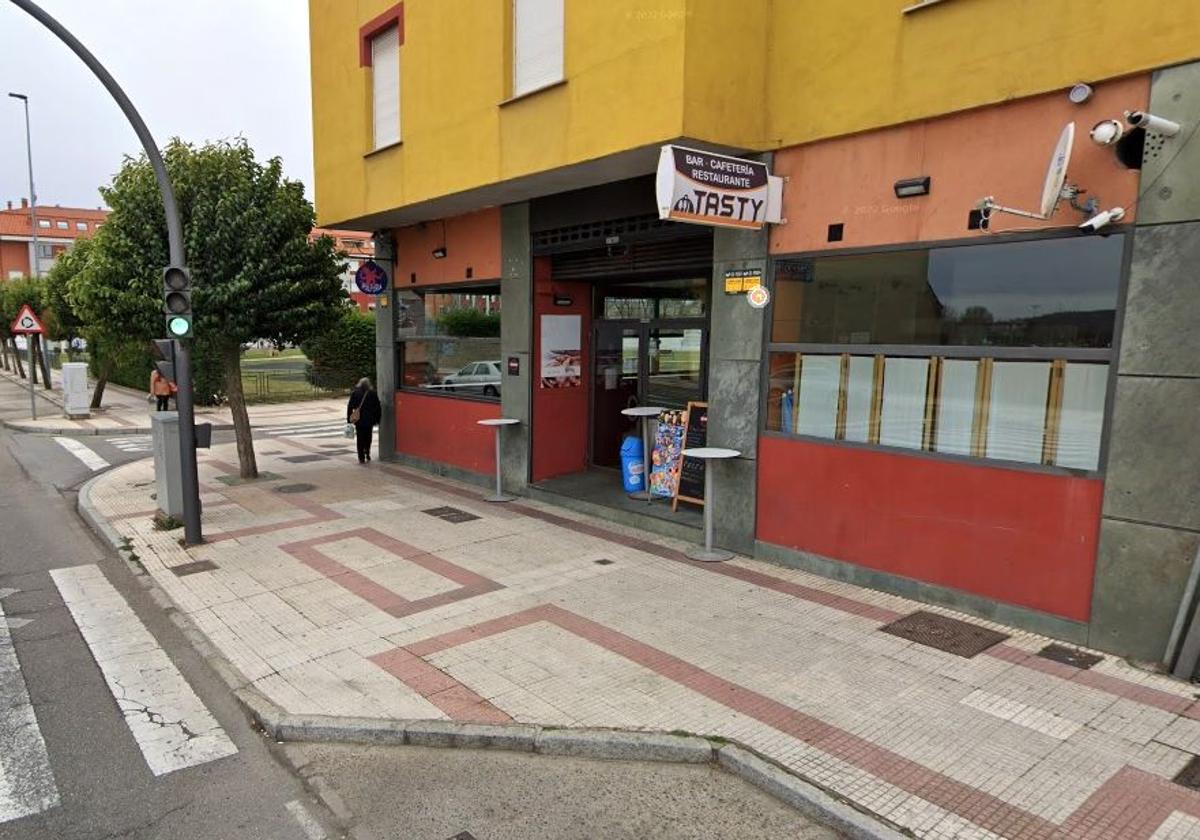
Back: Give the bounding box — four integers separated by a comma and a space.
0, 199, 108, 279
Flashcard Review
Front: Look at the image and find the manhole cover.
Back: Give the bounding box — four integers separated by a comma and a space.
170, 560, 218, 577
880, 610, 1009, 658
275, 483, 317, 494
423, 506, 480, 523
281, 454, 328, 463
1176, 756, 1200, 790
1037, 643, 1103, 670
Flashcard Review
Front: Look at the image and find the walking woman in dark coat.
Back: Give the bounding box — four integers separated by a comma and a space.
347, 377, 382, 463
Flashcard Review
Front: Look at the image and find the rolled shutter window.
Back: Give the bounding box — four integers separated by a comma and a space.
371, 26, 400, 149
514, 0, 564, 96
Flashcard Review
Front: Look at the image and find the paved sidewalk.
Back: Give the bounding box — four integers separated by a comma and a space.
85, 439, 1200, 840
0, 366, 344, 434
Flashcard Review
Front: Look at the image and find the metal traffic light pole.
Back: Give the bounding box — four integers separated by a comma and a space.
10, 0, 203, 543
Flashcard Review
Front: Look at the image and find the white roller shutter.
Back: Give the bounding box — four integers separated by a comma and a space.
371, 26, 400, 149
513, 0, 563, 96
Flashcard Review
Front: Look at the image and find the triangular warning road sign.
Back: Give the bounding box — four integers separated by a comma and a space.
10, 304, 45, 335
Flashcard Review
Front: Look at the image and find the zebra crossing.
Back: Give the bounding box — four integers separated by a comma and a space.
0, 592, 59, 824
106, 434, 152, 453
254, 419, 348, 440
0, 566, 239, 827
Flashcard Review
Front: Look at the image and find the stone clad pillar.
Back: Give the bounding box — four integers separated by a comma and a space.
499, 203, 532, 492
706, 155, 772, 555
1089, 62, 1200, 662
373, 230, 397, 461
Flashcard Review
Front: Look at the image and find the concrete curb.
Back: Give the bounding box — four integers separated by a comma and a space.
75, 463, 908, 840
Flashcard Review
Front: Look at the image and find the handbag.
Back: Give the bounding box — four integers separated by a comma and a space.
349, 407, 361, 424
343, 423, 356, 439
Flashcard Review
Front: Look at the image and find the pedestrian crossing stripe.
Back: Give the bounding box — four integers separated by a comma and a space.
256, 421, 346, 439
50, 565, 238, 776
0, 599, 59, 823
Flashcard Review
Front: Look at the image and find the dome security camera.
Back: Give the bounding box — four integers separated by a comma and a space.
1090, 119, 1124, 146
1125, 111, 1180, 136
1078, 207, 1125, 233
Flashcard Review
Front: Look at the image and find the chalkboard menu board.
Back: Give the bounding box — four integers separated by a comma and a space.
673, 402, 708, 509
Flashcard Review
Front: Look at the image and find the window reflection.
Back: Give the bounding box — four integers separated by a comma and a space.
772, 236, 1123, 348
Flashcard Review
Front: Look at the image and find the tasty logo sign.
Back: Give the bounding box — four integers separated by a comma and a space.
656, 145, 782, 230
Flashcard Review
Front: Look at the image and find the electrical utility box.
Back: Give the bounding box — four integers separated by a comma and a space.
61, 362, 91, 419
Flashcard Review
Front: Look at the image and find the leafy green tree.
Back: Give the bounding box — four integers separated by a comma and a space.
301, 306, 377, 390
1, 276, 51, 388
72, 138, 346, 478
43, 238, 89, 349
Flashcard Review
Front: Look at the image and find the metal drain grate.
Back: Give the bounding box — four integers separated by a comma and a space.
423, 507, 480, 523
170, 560, 218, 577
262, 450, 284, 455
275, 483, 317, 494
446, 833, 477, 840
881, 610, 1009, 658
594, 558, 614, 565
280, 454, 328, 463
1038, 643, 1103, 670
1175, 756, 1200, 790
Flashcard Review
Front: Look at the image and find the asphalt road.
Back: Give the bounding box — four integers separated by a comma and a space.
286, 743, 842, 840
0, 377, 334, 840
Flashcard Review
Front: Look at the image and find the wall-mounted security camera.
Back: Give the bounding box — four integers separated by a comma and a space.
1126, 111, 1180, 136
1078, 207, 1125, 233
1090, 119, 1124, 146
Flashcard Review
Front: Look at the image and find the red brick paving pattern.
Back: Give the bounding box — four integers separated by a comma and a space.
388, 603, 1200, 839
279, 526, 503, 618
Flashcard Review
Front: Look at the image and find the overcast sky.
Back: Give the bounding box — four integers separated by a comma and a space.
1, 1, 313, 211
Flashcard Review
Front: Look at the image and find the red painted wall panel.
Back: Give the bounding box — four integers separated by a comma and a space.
531, 260, 591, 482
756, 436, 1103, 622
394, 391, 498, 475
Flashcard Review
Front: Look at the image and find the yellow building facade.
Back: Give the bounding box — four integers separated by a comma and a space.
310, 0, 1200, 229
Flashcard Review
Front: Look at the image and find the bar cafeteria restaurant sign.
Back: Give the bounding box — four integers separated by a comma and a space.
656, 145, 783, 230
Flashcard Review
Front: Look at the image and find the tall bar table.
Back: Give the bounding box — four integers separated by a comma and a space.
477, 417, 520, 502
681, 446, 740, 561
620, 405, 664, 501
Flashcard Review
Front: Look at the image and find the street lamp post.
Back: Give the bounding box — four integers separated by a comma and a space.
8, 0, 203, 544
6, 93, 40, 279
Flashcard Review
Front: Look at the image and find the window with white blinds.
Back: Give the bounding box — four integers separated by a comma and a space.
513, 0, 564, 96
371, 26, 400, 149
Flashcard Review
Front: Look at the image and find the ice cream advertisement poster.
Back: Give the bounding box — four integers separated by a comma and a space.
540, 314, 582, 389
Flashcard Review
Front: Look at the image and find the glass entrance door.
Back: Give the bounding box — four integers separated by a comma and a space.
647, 322, 704, 409
590, 319, 706, 467
592, 321, 641, 467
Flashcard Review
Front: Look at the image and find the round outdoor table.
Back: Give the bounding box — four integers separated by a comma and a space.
681, 446, 741, 562
620, 406, 665, 502
477, 418, 521, 502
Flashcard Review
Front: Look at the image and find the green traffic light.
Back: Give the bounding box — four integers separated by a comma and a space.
167, 316, 191, 337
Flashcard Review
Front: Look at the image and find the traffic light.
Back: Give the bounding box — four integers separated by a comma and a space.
163, 265, 193, 338
151, 338, 176, 382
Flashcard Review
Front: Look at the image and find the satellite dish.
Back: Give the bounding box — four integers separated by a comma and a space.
1038, 122, 1075, 218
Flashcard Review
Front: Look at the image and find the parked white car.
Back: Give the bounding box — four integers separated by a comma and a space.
442, 360, 502, 397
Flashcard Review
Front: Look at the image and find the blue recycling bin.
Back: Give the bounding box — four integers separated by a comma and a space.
620, 435, 645, 493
